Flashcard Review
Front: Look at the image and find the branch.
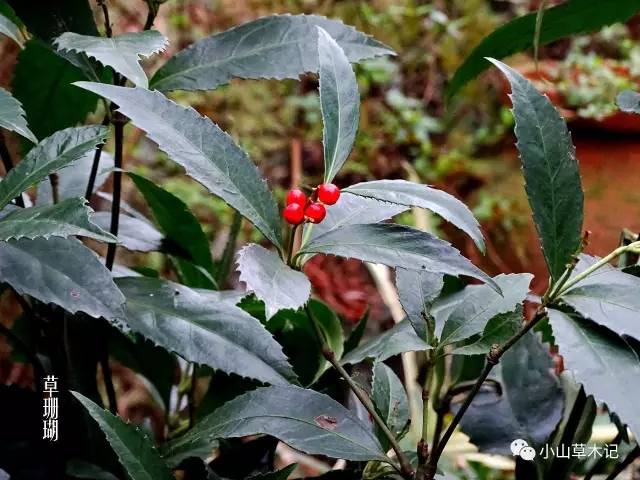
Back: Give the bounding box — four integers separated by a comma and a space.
85, 116, 110, 201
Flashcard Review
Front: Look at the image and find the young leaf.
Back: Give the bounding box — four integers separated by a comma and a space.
0, 87, 36, 143
491, 59, 583, 282
448, 0, 640, 98
90, 212, 162, 252
439, 273, 532, 346
0, 197, 116, 242
0, 237, 125, 320
342, 319, 430, 364
75, 83, 283, 249
170, 384, 387, 461
345, 180, 485, 251
460, 329, 563, 454
548, 309, 640, 440
372, 363, 409, 447
299, 223, 498, 292
71, 391, 174, 480
55, 31, 168, 88
0, 125, 108, 209
317, 27, 360, 183
0, 11, 23, 47
115, 276, 297, 385
236, 244, 311, 319
150, 14, 394, 92
452, 306, 522, 356
395, 268, 443, 340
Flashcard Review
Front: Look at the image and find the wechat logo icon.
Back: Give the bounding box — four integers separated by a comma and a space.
511, 439, 536, 461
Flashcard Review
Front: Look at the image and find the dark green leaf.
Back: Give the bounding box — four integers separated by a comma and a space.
76, 84, 283, 249
439, 273, 532, 345
0, 87, 36, 143
548, 309, 640, 439
372, 362, 409, 446
66, 459, 119, 480
0, 11, 23, 47
395, 267, 443, 340
491, 59, 583, 281
115, 276, 297, 385
0, 125, 107, 208
300, 223, 498, 292
150, 14, 393, 92
344, 312, 368, 354
91, 212, 162, 252
55, 31, 168, 88
0, 237, 124, 320
460, 330, 563, 454
342, 319, 429, 364
237, 243, 310, 319
71, 391, 174, 480
616, 90, 640, 114
0, 197, 116, 242
317, 27, 359, 183
345, 180, 485, 251
171, 384, 387, 461
248, 464, 297, 480
452, 306, 522, 356
448, 0, 640, 98
12, 39, 101, 140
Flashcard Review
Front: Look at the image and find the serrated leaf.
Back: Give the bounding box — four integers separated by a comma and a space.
0, 197, 115, 242
342, 319, 430, 364
372, 363, 409, 447
237, 243, 311, 319
452, 306, 522, 356
0, 125, 107, 209
317, 27, 359, 183
395, 268, 443, 340
448, 0, 640, 98
0, 237, 124, 320
345, 180, 485, 251
616, 90, 640, 113
491, 59, 583, 282
548, 309, 640, 439
170, 384, 387, 462
91, 212, 162, 252
55, 31, 168, 88
150, 14, 393, 92
439, 273, 532, 346
0, 87, 36, 143
115, 276, 297, 385
75, 84, 283, 249
460, 329, 563, 454
0, 11, 23, 47
300, 223, 498, 292
71, 391, 173, 480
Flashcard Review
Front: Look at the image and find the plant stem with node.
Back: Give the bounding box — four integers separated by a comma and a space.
304, 305, 415, 479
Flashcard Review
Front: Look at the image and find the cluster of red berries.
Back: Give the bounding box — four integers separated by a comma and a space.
283, 183, 340, 225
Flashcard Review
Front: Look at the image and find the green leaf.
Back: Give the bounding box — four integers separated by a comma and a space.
0, 197, 116, 242
0, 237, 125, 320
249, 465, 298, 480
0, 125, 107, 209
170, 384, 387, 461
548, 309, 640, 439
317, 27, 359, 183
12, 39, 101, 141
127, 173, 214, 288
115, 276, 297, 385
345, 180, 485, 251
448, 0, 640, 98
71, 391, 173, 480
372, 362, 409, 447
55, 31, 168, 88
452, 306, 522, 356
460, 329, 563, 454
75, 84, 283, 250
342, 319, 430, 364
91, 212, 162, 252
491, 59, 583, 281
0, 11, 23, 47
0, 87, 36, 143
617, 90, 640, 113
299, 223, 498, 292
236, 243, 311, 319
150, 14, 394, 92
439, 273, 532, 346
395, 268, 443, 340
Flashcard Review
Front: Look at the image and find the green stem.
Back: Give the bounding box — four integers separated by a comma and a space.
286, 224, 300, 267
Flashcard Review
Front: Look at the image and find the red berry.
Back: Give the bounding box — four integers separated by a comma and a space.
283, 203, 305, 225
305, 202, 326, 223
286, 188, 307, 206
317, 183, 340, 205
